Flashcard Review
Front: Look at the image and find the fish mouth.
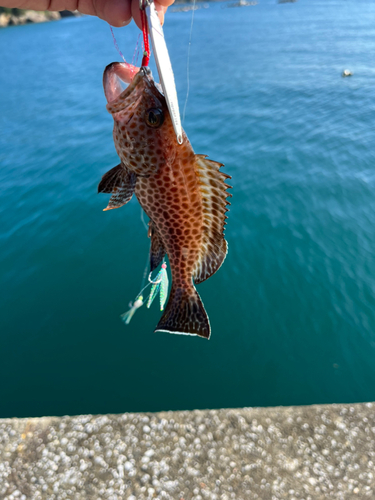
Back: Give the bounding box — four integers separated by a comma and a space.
103, 63, 153, 105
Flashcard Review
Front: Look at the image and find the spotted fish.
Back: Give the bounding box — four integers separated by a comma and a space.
99, 63, 232, 339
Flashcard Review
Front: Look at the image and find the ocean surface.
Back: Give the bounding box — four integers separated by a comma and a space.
1, 0, 375, 419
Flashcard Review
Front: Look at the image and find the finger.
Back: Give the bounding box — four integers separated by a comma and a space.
49, 0, 82, 13
154, 2, 168, 25
131, 0, 142, 30
79, 0, 132, 27
131, 0, 169, 30
155, 0, 174, 7
0, 0, 48, 8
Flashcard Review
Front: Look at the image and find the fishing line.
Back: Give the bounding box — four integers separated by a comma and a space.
182, 0, 197, 122
140, 243, 150, 290
132, 33, 142, 66
135, 275, 152, 301
109, 25, 127, 63
136, 37, 142, 66
140, 207, 148, 231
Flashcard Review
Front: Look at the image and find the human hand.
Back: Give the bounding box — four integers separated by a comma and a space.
0, 0, 174, 28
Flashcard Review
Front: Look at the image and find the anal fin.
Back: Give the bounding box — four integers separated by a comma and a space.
98, 163, 137, 211
148, 221, 166, 272
193, 238, 228, 285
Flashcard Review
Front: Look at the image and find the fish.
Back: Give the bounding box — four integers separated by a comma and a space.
99, 63, 232, 339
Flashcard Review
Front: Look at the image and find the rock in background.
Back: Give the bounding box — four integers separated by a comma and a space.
0, 9, 80, 28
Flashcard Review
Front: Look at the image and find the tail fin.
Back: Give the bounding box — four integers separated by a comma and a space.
154, 284, 211, 339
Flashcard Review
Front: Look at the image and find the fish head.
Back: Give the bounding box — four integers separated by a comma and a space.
104, 63, 177, 176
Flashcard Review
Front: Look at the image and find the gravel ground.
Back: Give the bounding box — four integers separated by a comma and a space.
0, 403, 374, 499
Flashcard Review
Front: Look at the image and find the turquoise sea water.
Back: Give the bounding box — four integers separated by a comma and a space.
1, 0, 375, 418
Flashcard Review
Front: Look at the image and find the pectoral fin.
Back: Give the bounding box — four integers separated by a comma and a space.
148, 221, 166, 272
98, 163, 137, 211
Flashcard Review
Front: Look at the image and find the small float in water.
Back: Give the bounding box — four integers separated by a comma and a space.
342, 69, 353, 77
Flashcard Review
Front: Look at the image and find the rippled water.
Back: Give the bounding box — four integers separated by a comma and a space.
1, 0, 375, 418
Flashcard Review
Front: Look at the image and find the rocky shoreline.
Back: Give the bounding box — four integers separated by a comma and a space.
0, 9, 80, 28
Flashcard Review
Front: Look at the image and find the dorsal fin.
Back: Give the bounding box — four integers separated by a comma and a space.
193, 155, 232, 284
98, 163, 137, 211
148, 221, 166, 272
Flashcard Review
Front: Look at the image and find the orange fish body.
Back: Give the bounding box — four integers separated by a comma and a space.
99, 63, 231, 339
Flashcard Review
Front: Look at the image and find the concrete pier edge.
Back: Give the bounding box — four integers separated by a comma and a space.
0, 402, 374, 499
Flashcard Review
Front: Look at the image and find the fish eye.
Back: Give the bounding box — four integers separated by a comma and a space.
145, 108, 164, 128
